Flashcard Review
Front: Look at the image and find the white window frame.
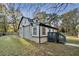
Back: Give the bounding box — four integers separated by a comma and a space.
41, 27, 47, 36
32, 26, 38, 36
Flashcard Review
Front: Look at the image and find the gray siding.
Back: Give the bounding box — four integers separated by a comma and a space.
23, 26, 32, 39
19, 27, 23, 38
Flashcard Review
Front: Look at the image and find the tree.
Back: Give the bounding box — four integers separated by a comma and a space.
1, 3, 71, 32
29, 3, 70, 31
6, 3, 23, 32
60, 8, 79, 36
0, 4, 8, 32
23, 3, 70, 19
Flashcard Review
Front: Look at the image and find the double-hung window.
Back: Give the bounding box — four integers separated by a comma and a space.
32, 27, 37, 36
42, 27, 46, 35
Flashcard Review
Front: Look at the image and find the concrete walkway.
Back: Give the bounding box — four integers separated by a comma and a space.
65, 43, 79, 47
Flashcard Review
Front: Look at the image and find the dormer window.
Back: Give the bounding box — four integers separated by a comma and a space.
36, 20, 38, 23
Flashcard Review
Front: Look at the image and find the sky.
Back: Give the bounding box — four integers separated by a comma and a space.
14, 3, 79, 18
58, 3, 79, 14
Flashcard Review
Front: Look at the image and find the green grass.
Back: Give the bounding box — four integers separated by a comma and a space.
67, 39, 79, 44
0, 35, 24, 56
0, 35, 79, 56
66, 36, 79, 44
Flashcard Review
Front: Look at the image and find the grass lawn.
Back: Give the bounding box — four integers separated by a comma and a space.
0, 35, 79, 56
66, 36, 79, 44
67, 40, 79, 44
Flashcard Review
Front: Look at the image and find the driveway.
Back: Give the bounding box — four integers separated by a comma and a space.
66, 43, 79, 47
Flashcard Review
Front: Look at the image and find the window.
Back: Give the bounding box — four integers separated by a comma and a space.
33, 27, 37, 35
42, 27, 46, 35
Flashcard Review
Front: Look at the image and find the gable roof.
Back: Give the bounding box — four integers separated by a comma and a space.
18, 16, 33, 29
18, 16, 58, 30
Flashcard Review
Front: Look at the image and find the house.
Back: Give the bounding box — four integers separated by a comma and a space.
18, 16, 58, 43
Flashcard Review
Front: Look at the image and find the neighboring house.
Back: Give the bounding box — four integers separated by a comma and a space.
18, 16, 58, 43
